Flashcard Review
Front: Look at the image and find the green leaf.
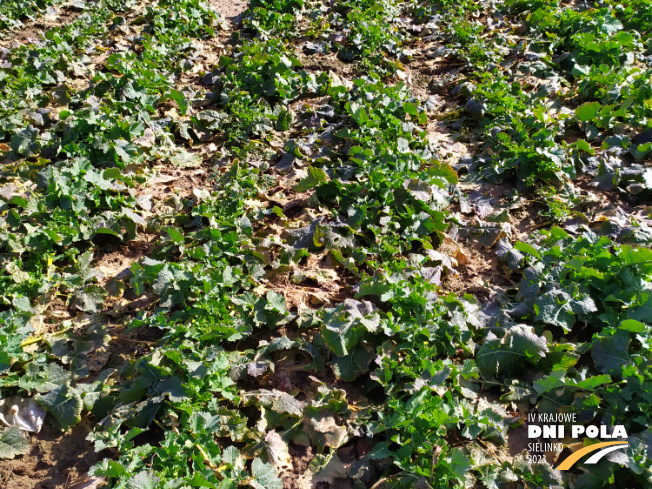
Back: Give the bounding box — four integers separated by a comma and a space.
37, 383, 83, 431
293, 167, 328, 192
222, 445, 245, 470
165, 227, 185, 244
540, 344, 579, 372
619, 319, 646, 333
514, 242, 540, 259
571, 63, 590, 77
19, 362, 71, 393
576, 139, 594, 155
575, 374, 611, 391
350, 105, 368, 124
321, 301, 367, 357
534, 293, 575, 330
96, 227, 121, 238
533, 369, 566, 394
403, 101, 418, 116
275, 109, 294, 131
575, 102, 602, 122
534, 370, 611, 394
92, 459, 126, 478
598, 16, 622, 35
331, 343, 374, 381
169, 89, 189, 115
10, 126, 40, 156
534, 290, 596, 332
0, 351, 10, 374
250, 458, 282, 489
153, 265, 175, 295
0, 426, 31, 459
592, 332, 630, 374
448, 449, 471, 481
265, 291, 286, 314
12, 295, 33, 313
476, 325, 548, 379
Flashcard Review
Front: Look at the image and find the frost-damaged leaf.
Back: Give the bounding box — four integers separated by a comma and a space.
72, 285, 108, 313
476, 325, 548, 379
222, 445, 245, 471
37, 383, 83, 431
305, 453, 347, 484
245, 389, 305, 417
255, 337, 295, 359
247, 362, 269, 377
66, 475, 107, 489
84, 169, 127, 191
250, 458, 283, 489
275, 153, 295, 174
123, 210, 147, 226
467, 190, 495, 218
243, 430, 281, 463
275, 108, 295, 131
0, 426, 31, 459
170, 150, 202, 167
135, 128, 156, 148
293, 166, 328, 192
452, 220, 510, 249
500, 379, 537, 402
126, 471, 159, 489
264, 431, 292, 469
305, 414, 348, 450
404, 179, 449, 209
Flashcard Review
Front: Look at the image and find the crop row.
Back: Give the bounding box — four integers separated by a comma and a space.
0, 0, 67, 34
419, 0, 652, 220
80, 0, 512, 487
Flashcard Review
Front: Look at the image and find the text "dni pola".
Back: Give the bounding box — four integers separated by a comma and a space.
529, 424, 628, 439
527, 413, 628, 439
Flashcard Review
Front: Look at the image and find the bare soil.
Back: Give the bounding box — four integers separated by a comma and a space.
0, 418, 106, 489
0, 1, 244, 485
210, 0, 249, 22
0, 3, 80, 49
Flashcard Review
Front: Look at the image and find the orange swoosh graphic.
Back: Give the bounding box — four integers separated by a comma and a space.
555, 441, 628, 470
